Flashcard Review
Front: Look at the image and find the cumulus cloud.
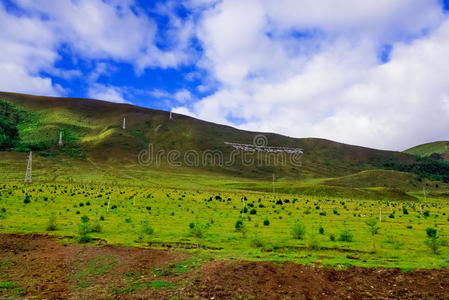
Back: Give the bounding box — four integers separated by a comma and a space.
87, 83, 127, 103
175, 0, 449, 150
0, 2, 63, 95
150, 88, 194, 103
1, 0, 195, 97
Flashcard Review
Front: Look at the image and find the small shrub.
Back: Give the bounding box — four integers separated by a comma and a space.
91, 221, 102, 233
250, 237, 264, 248
423, 210, 430, 217
263, 219, 270, 226
329, 234, 336, 241
292, 222, 306, 239
141, 221, 154, 235
424, 228, 441, 254
318, 226, 325, 235
189, 223, 205, 238
23, 195, 31, 204
78, 223, 91, 236
426, 227, 437, 238
235, 219, 245, 231
308, 234, 321, 250
46, 214, 58, 231
339, 230, 353, 242
77, 234, 92, 244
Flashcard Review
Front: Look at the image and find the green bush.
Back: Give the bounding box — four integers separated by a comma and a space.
308, 234, 321, 250
424, 228, 441, 254
141, 221, 154, 235
292, 222, 306, 240
426, 227, 437, 238
0, 101, 20, 150
90, 221, 102, 233
319, 226, 325, 235
189, 222, 205, 238
235, 219, 245, 231
338, 230, 353, 242
263, 219, 270, 226
46, 214, 58, 231
77, 234, 92, 244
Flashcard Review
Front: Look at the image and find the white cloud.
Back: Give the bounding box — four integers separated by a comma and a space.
0, 0, 195, 98
14, 0, 195, 70
87, 84, 127, 103
150, 88, 194, 103
0, 2, 63, 96
177, 0, 449, 150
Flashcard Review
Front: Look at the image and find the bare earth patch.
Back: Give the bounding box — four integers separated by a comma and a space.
1, 234, 449, 299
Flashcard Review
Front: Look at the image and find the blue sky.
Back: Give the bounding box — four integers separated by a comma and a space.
1, 0, 449, 150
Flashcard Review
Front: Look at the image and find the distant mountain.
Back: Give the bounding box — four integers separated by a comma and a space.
404, 141, 449, 161
1, 91, 446, 187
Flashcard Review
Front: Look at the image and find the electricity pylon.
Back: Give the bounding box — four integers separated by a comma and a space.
24, 151, 32, 183
58, 130, 63, 146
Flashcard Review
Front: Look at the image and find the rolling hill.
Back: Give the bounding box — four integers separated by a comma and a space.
0, 91, 447, 195
404, 141, 449, 161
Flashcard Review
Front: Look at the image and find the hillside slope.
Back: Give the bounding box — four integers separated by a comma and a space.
404, 141, 449, 161
0, 91, 424, 182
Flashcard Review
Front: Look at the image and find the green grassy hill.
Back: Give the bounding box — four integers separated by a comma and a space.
0, 91, 447, 195
0, 91, 416, 178
404, 141, 449, 161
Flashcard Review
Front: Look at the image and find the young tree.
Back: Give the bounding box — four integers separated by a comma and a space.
365, 218, 380, 251
425, 228, 442, 254
292, 222, 306, 240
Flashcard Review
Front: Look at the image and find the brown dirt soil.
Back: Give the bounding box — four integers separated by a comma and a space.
1, 234, 449, 300
0, 234, 186, 299
190, 260, 449, 299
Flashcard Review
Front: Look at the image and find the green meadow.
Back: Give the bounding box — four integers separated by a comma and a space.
1, 180, 448, 269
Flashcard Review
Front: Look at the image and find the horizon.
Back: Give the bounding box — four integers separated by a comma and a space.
1, 0, 449, 151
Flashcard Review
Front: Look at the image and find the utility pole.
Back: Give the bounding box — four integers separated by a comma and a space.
24, 151, 32, 184
272, 173, 276, 195
169, 112, 173, 120
379, 207, 382, 222
122, 117, 126, 129
58, 130, 63, 146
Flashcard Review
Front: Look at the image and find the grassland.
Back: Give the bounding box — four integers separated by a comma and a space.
405, 141, 449, 157
1, 180, 448, 270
